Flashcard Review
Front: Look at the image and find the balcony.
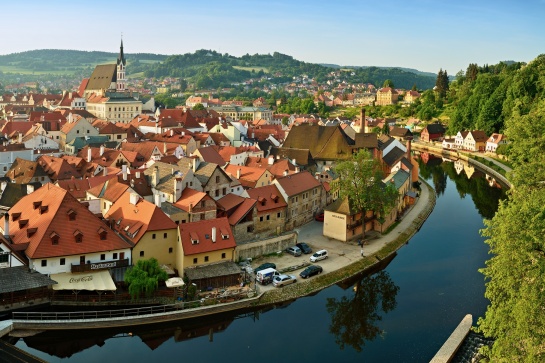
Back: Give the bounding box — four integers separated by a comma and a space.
71, 258, 129, 273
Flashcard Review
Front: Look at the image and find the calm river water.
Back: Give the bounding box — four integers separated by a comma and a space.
13, 155, 507, 363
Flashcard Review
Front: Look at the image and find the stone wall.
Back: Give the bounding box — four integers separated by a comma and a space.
234, 232, 298, 262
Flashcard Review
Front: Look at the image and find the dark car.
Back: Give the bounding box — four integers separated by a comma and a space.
299, 265, 323, 279
296, 242, 312, 254
315, 212, 324, 222
254, 262, 276, 273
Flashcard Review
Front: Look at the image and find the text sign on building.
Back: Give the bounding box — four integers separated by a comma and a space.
90, 261, 118, 270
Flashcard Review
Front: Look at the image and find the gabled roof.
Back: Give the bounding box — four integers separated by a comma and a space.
282, 124, 353, 161
354, 133, 378, 149
194, 146, 226, 166
105, 191, 178, 244
486, 133, 506, 144
383, 169, 410, 189
173, 188, 209, 212
227, 198, 256, 226
269, 147, 314, 167
1, 183, 131, 259
145, 161, 193, 194
0, 266, 57, 294
424, 123, 445, 134
247, 184, 287, 213
382, 146, 407, 166
194, 161, 227, 187
0, 182, 41, 209
469, 130, 488, 142
274, 171, 321, 197
179, 217, 236, 256
86, 64, 117, 91
325, 196, 358, 216
6, 158, 49, 184
119, 141, 165, 161
37, 155, 82, 181
225, 164, 270, 189
390, 126, 413, 138
56, 174, 116, 200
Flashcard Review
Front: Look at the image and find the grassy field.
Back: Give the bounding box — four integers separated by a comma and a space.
233, 65, 269, 73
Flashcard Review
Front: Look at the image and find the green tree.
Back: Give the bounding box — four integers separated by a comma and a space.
333, 150, 398, 237
124, 258, 168, 300
192, 103, 205, 110
382, 79, 394, 88
281, 116, 289, 126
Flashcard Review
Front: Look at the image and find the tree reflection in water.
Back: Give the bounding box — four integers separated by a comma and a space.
326, 271, 399, 352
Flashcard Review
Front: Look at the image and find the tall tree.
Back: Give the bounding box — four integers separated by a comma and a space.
382, 79, 395, 88
333, 150, 398, 237
125, 258, 168, 300
466, 63, 479, 82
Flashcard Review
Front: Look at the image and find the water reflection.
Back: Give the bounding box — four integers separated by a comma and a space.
416, 153, 507, 218
326, 271, 399, 352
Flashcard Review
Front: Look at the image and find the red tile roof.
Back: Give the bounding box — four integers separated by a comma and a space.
1, 183, 131, 259
173, 188, 209, 212
105, 191, 178, 244
227, 198, 256, 225
55, 174, 117, 200
246, 184, 287, 213
195, 146, 226, 166
274, 171, 321, 196
179, 217, 236, 256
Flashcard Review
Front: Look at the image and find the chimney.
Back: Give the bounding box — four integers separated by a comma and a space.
295, 166, 300, 173
122, 165, 128, 181
192, 158, 197, 172
0, 181, 6, 192
170, 129, 174, 137
212, 227, 216, 243
18, 132, 22, 144
100, 145, 105, 156
135, 171, 141, 179
181, 131, 185, 137
189, 203, 193, 213
237, 169, 241, 179
87, 147, 92, 163
268, 156, 274, 165
152, 166, 159, 187
129, 193, 139, 205
154, 193, 162, 208
164, 142, 167, 154
3, 213, 9, 239
360, 108, 366, 133
406, 137, 412, 159
283, 170, 288, 176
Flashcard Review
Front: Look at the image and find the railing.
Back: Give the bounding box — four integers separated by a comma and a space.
71, 258, 129, 273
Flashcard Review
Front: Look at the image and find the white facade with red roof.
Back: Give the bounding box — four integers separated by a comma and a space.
0, 183, 132, 275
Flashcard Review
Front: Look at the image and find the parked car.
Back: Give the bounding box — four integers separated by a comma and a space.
299, 265, 323, 279
296, 242, 312, 254
286, 246, 302, 257
315, 212, 324, 222
254, 262, 276, 273
256, 268, 280, 285
272, 274, 297, 287
310, 249, 328, 262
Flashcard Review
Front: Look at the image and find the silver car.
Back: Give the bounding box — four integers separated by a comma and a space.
272, 274, 297, 287
286, 246, 302, 257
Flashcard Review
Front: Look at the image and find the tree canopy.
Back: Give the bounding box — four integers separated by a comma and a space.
124, 258, 168, 300
333, 150, 398, 235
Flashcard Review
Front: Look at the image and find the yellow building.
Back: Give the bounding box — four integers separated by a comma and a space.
375, 87, 399, 106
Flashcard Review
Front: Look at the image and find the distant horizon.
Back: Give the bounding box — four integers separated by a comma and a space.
2, 0, 544, 74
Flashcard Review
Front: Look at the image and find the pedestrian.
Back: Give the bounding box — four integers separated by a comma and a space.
360, 247, 364, 257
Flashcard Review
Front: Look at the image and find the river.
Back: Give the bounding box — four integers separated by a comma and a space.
12, 154, 507, 363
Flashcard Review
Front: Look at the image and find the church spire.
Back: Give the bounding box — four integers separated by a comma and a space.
117, 37, 126, 66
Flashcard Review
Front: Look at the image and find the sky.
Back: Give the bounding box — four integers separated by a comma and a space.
2, 0, 544, 74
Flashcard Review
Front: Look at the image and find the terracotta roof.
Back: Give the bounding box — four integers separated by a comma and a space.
195, 146, 226, 166
274, 170, 321, 197
172, 188, 208, 212
247, 184, 287, 213
469, 130, 488, 142
105, 191, 177, 244
28, 111, 66, 123
224, 164, 270, 189
1, 183, 131, 259
6, 158, 49, 184
92, 119, 126, 135
119, 141, 164, 161
486, 133, 505, 144
227, 198, 256, 225
216, 193, 245, 212
208, 133, 230, 145
55, 174, 116, 200
156, 108, 201, 129
179, 217, 236, 256
37, 155, 82, 181
1, 121, 34, 136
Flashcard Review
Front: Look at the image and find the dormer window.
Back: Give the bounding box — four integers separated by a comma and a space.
27, 227, 37, 237
18, 219, 29, 228
190, 232, 199, 244
67, 209, 77, 221
98, 227, 107, 240
220, 228, 230, 240
11, 212, 21, 221
50, 232, 59, 245
39, 205, 48, 214
33, 201, 42, 209
73, 230, 83, 243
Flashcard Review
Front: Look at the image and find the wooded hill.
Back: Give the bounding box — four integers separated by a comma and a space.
0, 49, 436, 90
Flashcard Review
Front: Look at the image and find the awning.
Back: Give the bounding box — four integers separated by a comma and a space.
51, 270, 116, 291
165, 277, 185, 288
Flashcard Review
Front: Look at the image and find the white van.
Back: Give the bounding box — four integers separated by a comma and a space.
310, 249, 328, 262
255, 267, 280, 285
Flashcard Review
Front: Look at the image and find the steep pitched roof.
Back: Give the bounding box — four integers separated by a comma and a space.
0, 182, 41, 209
6, 158, 49, 184
105, 191, 178, 244
179, 217, 236, 256
37, 155, 82, 181
1, 183, 131, 259
269, 147, 314, 167
55, 174, 116, 200
247, 184, 287, 213
86, 64, 117, 91
424, 123, 445, 134
225, 164, 270, 189
282, 124, 353, 160
173, 188, 209, 212
216, 193, 245, 213
195, 146, 226, 166
469, 130, 488, 142
227, 198, 256, 225
274, 171, 321, 197
382, 146, 407, 166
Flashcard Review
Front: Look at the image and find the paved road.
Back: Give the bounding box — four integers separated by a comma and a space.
252, 179, 432, 292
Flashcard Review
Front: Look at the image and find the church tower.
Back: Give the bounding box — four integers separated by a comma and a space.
116, 38, 127, 91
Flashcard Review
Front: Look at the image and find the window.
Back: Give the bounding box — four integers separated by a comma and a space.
120, 252, 125, 260
266, 215, 270, 220
277, 212, 281, 218
139, 251, 144, 257
163, 232, 168, 238
169, 247, 173, 254
193, 257, 198, 264
204, 256, 209, 262
221, 253, 226, 259
259, 216, 263, 222
215, 189, 219, 197
152, 233, 156, 239
79, 256, 85, 264
77, 130, 80, 134
100, 254, 106, 260
113, 253, 118, 259
60, 258, 65, 265
41, 259, 47, 267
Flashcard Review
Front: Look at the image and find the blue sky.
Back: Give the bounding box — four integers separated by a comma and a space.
2, 0, 544, 73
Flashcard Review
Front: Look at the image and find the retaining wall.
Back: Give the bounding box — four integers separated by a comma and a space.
234, 232, 298, 261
